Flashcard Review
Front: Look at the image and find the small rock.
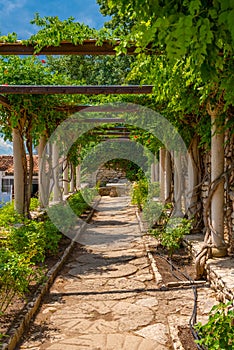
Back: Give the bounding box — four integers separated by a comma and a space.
42, 307, 57, 314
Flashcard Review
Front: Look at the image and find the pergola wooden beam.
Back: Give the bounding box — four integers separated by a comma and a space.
91, 131, 131, 136
0, 85, 153, 95
69, 118, 125, 123
0, 40, 139, 56
55, 105, 142, 113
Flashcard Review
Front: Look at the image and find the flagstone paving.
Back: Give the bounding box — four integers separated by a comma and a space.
18, 196, 218, 350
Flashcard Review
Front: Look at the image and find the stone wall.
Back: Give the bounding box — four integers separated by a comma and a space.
206, 261, 234, 303
96, 164, 126, 186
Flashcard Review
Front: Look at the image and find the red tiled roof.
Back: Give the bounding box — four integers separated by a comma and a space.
0, 155, 39, 175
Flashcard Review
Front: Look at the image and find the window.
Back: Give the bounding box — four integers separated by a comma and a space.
2, 178, 14, 193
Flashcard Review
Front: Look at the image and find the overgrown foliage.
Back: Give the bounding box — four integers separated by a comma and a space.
0, 191, 91, 314
194, 301, 234, 349
131, 176, 148, 210
151, 217, 192, 257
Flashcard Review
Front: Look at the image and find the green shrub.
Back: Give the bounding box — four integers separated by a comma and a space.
0, 202, 24, 229
9, 220, 61, 263
0, 190, 90, 314
43, 220, 61, 255
131, 178, 148, 210
148, 182, 160, 198
47, 201, 78, 233
29, 197, 39, 211
0, 249, 41, 313
151, 217, 191, 257
194, 301, 234, 350
143, 201, 164, 227
68, 192, 89, 216
80, 187, 98, 204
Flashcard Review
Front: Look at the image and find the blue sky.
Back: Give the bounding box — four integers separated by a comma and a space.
0, 0, 108, 39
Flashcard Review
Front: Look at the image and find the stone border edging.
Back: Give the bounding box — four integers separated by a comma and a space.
135, 210, 165, 287
1, 197, 101, 350
135, 209, 186, 350
183, 237, 234, 303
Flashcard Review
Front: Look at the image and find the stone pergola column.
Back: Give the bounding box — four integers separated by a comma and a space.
159, 147, 166, 203
172, 152, 184, 217
38, 134, 47, 208
151, 153, 159, 183
186, 136, 199, 219
154, 157, 159, 183
151, 163, 155, 183
70, 164, 75, 193
76, 163, 81, 190
63, 160, 69, 196
210, 113, 227, 257
52, 142, 60, 202
165, 149, 172, 203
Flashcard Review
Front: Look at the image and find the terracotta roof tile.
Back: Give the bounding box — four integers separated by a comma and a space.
0, 155, 39, 175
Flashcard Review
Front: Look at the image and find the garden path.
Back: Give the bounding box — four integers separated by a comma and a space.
18, 196, 217, 350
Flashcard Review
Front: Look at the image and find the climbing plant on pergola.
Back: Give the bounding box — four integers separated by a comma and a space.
0, 27, 153, 217
0, 8, 234, 264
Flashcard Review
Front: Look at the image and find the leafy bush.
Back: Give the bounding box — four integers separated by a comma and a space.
0, 202, 24, 229
68, 191, 89, 216
148, 182, 160, 198
131, 178, 148, 210
151, 217, 191, 257
80, 187, 98, 205
29, 197, 39, 211
143, 201, 164, 227
8, 220, 61, 263
0, 190, 91, 314
194, 301, 234, 350
43, 220, 61, 255
0, 249, 42, 313
9, 222, 46, 263
47, 202, 77, 234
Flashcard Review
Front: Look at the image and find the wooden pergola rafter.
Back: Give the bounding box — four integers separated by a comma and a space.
0, 39, 153, 100
0, 40, 149, 56
0, 85, 153, 95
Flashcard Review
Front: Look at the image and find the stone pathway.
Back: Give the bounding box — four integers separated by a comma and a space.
18, 196, 218, 350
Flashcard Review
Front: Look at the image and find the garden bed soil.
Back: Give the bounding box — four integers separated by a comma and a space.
152, 244, 200, 350
152, 244, 197, 283
178, 326, 198, 350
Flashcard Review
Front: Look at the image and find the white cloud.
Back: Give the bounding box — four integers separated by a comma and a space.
0, 138, 13, 155
76, 15, 95, 28
0, 0, 27, 15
